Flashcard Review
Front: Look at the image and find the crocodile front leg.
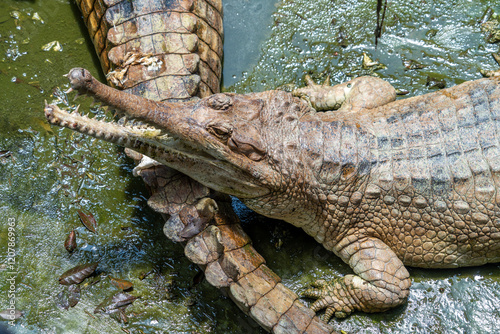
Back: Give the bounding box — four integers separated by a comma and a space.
293, 75, 396, 112
304, 236, 411, 321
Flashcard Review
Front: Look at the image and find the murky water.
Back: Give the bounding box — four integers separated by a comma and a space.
1, 0, 500, 333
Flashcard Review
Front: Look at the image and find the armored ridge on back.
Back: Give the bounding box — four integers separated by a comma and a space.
45, 67, 500, 321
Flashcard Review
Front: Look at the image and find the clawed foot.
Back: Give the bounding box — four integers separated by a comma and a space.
302, 278, 354, 322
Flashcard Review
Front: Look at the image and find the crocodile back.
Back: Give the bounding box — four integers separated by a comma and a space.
75, 0, 222, 100
290, 77, 500, 267
365, 78, 500, 204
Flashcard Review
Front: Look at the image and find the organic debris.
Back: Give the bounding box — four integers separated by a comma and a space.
59, 263, 98, 285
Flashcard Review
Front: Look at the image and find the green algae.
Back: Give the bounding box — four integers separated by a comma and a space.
225, 0, 500, 97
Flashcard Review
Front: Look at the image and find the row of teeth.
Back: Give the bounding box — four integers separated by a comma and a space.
48, 88, 173, 141
47, 95, 214, 164
47, 104, 167, 141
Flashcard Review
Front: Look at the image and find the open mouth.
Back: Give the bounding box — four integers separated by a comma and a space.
44, 68, 271, 198
44, 100, 268, 198
44, 101, 216, 164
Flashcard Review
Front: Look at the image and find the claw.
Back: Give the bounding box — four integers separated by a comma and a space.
323, 75, 331, 86
315, 279, 327, 287
72, 92, 80, 101
305, 74, 317, 87
303, 278, 354, 321
71, 105, 80, 114
323, 307, 335, 322
65, 87, 73, 94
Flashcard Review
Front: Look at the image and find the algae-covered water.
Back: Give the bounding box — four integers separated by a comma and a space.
1, 0, 500, 333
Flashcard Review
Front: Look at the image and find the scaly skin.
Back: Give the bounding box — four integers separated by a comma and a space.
72, 1, 334, 332
75, 0, 222, 99
46, 68, 500, 322
293, 75, 396, 112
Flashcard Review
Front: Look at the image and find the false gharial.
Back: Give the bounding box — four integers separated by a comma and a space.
70, 0, 335, 332
45, 68, 500, 322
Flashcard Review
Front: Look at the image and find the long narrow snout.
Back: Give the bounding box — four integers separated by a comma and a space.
44, 68, 271, 199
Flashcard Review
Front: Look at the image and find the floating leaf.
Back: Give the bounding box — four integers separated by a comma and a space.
426, 75, 446, 89
109, 308, 129, 323
119, 309, 128, 323
56, 290, 70, 310
28, 81, 42, 92
0, 309, 22, 320
110, 277, 133, 291
57, 285, 81, 310
64, 230, 77, 252
77, 210, 97, 234
94, 292, 139, 314
138, 270, 153, 280
59, 263, 98, 285
41, 41, 56, 51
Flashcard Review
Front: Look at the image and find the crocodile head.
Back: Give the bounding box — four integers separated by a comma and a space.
45, 68, 309, 201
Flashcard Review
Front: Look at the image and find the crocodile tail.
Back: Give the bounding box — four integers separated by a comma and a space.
76, 0, 222, 100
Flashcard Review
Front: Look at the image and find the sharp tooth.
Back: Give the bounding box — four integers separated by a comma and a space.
71, 105, 81, 115
65, 87, 74, 94
72, 92, 81, 101
118, 116, 128, 125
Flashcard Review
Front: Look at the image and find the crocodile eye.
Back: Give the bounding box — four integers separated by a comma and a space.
347, 83, 352, 88
207, 123, 232, 140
